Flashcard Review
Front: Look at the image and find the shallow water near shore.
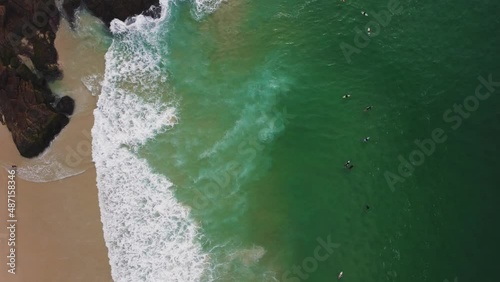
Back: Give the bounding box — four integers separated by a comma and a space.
86, 0, 500, 281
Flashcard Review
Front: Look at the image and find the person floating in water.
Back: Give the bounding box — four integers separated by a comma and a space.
364, 105, 373, 112
344, 160, 351, 168
342, 94, 351, 99
361, 11, 368, 16
362, 205, 371, 214
363, 137, 370, 142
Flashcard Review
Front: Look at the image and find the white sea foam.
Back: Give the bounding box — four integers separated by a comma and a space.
0, 133, 89, 183
11, 150, 87, 183
81, 74, 103, 96
193, 0, 226, 18
16, 161, 84, 183
93, 0, 210, 281
208, 242, 276, 281
199, 71, 290, 160
228, 245, 267, 266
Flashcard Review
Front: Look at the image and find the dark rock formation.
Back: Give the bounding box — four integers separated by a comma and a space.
1, 0, 159, 158
0, 63, 69, 157
63, 0, 160, 26
55, 95, 75, 115
0, 0, 73, 158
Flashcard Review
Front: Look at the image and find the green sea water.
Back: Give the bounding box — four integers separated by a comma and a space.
108, 0, 500, 281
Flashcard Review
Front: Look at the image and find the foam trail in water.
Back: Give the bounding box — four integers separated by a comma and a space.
15, 153, 86, 183
93, 0, 210, 281
193, 0, 226, 18
0, 142, 88, 182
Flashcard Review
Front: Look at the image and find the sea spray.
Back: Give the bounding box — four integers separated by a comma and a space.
92, 0, 210, 281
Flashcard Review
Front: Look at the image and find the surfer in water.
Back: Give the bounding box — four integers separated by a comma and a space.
364, 105, 373, 112
344, 160, 354, 170
343, 94, 351, 99
363, 136, 370, 142
361, 11, 368, 16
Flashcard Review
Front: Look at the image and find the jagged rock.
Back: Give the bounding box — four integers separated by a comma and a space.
60, 0, 81, 24
0, 63, 69, 158
142, 4, 162, 19
0, 0, 71, 158
63, 0, 160, 26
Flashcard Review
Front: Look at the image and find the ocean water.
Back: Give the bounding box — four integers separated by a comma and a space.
90, 0, 500, 281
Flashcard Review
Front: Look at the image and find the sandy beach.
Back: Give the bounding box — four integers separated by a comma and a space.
0, 15, 112, 282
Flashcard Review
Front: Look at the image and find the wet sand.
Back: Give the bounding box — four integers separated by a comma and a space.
0, 156, 112, 282
0, 15, 111, 282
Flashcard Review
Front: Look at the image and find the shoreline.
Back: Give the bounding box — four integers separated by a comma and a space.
0, 15, 111, 282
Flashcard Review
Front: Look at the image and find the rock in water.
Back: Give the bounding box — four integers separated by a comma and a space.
63, 0, 161, 26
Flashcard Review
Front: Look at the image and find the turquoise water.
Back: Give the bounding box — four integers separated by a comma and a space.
92, 0, 500, 281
